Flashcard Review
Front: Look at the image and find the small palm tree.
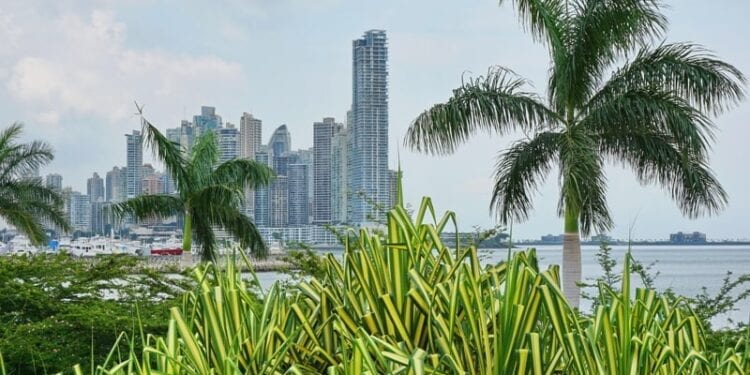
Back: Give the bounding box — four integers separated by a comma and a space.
114, 114, 274, 262
0, 123, 70, 244
405, 0, 745, 307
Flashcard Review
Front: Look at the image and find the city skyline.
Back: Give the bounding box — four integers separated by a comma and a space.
1, 1, 749, 239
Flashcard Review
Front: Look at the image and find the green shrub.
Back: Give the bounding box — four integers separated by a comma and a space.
87, 196, 748, 374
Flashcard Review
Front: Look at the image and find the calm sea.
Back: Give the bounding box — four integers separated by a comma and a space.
255, 244, 750, 327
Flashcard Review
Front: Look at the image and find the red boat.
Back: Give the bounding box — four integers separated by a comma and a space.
149, 238, 183, 256
150, 247, 183, 256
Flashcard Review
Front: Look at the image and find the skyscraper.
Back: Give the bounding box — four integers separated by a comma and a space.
193, 106, 222, 135
240, 113, 263, 159
295, 148, 314, 223
288, 163, 309, 225
240, 112, 263, 217
254, 148, 271, 226
106, 166, 126, 203
349, 30, 389, 225
217, 123, 239, 163
87, 172, 104, 203
270, 176, 288, 227
268, 124, 291, 158
125, 130, 143, 199
180, 120, 196, 153
331, 126, 348, 224
313, 117, 342, 224
45, 173, 63, 192
69, 191, 91, 232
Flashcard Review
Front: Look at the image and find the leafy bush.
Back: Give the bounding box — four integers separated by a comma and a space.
87, 197, 748, 374
0, 254, 190, 374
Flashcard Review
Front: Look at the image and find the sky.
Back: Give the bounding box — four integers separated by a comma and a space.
0, 0, 749, 240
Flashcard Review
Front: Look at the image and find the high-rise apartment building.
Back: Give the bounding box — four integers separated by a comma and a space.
87, 172, 105, 203
254, 148, 271, 226
45, 173, 63, 191
69, 191, 91, 232
288, 163, 309, 225
240, 113, 263, 159
125, 130, 143, 199
269, 176, 288, 227
349, 30, 389, 225
295, 147, 314, 223
193, 106, 222, 135
217, 123, 239, 163
331, 126, 348, 224
240, 113, 263, 217
313, 117, 342, 224
106, 166, 126, 203
142, 172, 163, 195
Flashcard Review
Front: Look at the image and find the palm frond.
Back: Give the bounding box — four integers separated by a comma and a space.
188, 131, 219, 188
112, 194, 183, 222
0, 202, 46, 244
406, 67, 560, 155
499, 0, 570, 53
559, 128, 612, 235
491, 131, 561, 224
581, 86, 714, 156
0, 179, 70, 234
0, 140, 54, 182
598, 128, 727, 218
551, 0, 667, 110
190, 184, 244, 212
139, 117, 191, 194
0, 123, 24, 153
191, 210, 217, 262
210, 159, 275, 191
589, 42, 746, 115
206, 206, 267, 259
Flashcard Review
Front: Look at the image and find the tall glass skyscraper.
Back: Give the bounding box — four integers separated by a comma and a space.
254, 148, 271, 226
313, 117, 341, 225
288, 163, 309, 225
87, 172, 104, 203
349, 30, 389, 225
125, 130, 143, 198
269, 124, 291, 158
217, 124, 239, 163
240, 112, 263, 217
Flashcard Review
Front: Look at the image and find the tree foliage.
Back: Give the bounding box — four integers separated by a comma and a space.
0, 254, 191, 374
0, 123, 70, 244
114, 111, 275, 262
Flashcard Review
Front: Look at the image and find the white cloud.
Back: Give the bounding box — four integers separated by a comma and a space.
3, 9, 245, 125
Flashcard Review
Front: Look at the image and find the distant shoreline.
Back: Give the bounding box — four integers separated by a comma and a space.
513, 241, 750, 247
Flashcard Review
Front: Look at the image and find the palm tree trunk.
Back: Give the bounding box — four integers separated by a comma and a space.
182, 214, 192, 253
563, 206, 581, 308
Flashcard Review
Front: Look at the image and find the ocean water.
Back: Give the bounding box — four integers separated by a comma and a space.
255, 244, 750, 327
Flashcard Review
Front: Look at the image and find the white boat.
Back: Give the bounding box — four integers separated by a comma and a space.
3, 235, 41, 256
69, 237, 141, 257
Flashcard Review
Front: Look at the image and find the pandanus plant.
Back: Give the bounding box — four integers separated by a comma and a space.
90, 180, 747, 373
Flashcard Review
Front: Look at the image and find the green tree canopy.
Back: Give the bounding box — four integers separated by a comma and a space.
0, 123, 70, 244
114, 113, 274, 262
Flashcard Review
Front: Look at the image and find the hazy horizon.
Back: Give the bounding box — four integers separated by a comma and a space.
1, 0, 748, 239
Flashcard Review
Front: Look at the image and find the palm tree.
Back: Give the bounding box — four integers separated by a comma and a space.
0, 124, 70, 244
405, 0, 745, 307
114, 114, 274, 262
